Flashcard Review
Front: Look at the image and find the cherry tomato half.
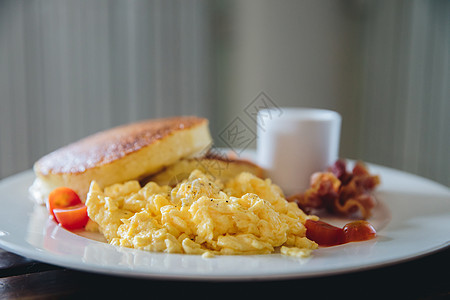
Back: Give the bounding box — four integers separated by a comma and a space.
53, 204, 89, 230
48, 187, 82, 220
343, 220, 376, 242
305, 219, 345, 246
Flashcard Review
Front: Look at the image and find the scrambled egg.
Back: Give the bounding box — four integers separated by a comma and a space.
86, 170, 318, 257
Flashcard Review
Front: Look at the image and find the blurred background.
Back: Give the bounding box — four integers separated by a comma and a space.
0, 0, 449, 187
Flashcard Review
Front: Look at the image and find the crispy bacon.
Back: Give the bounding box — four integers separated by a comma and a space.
287, 160, 380, 219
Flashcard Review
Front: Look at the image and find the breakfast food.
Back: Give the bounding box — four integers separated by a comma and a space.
31, 114, 380, 258
47, 187, 89, 230
86, 169, 318, 257
30, 117, 212, 204
147, 154, 264, 186
288, 159, 380, 219
305, 219, 376, 246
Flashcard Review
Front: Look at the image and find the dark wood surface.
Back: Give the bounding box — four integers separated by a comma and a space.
1, 246, 449, 299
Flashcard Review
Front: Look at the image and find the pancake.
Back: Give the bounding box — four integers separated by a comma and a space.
30, 116, 212, 204
146, 154, 265, 186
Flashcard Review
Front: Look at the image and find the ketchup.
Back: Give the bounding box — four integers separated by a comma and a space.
305, 219, 376, 247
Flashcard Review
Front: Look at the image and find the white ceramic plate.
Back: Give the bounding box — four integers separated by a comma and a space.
0, 162, 449, 280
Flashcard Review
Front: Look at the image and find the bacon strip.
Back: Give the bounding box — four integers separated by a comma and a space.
288, 160, 380, 219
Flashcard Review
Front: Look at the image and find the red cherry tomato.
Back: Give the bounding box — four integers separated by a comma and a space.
343, 220, 376, 242
306, 219, 377, 246
53, 204, 89, 230
305, 219, 345, 246
48, 187, 82, 220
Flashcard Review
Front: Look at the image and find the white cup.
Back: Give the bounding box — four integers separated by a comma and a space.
256, 107, 341, 196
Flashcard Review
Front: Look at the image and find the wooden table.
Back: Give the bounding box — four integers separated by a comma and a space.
1, 246, 449, 299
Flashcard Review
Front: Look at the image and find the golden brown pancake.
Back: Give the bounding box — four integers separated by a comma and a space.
30, 116, 212, 204
147, 155, 265, 186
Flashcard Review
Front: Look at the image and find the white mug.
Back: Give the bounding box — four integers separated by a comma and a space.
256, 107, 341, 196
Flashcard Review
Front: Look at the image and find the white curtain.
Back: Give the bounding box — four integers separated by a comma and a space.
1, 0, 449, 187
215, 0, 449, 186
0, 0, 212, 178
359, 0, 450, 186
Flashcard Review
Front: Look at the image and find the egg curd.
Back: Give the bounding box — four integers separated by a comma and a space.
85, 170, 318, 257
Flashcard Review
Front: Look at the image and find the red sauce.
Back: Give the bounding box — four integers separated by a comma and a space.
305, 219, 376, 247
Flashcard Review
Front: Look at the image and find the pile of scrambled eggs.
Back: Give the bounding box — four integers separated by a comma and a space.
86, 170, 318, 257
